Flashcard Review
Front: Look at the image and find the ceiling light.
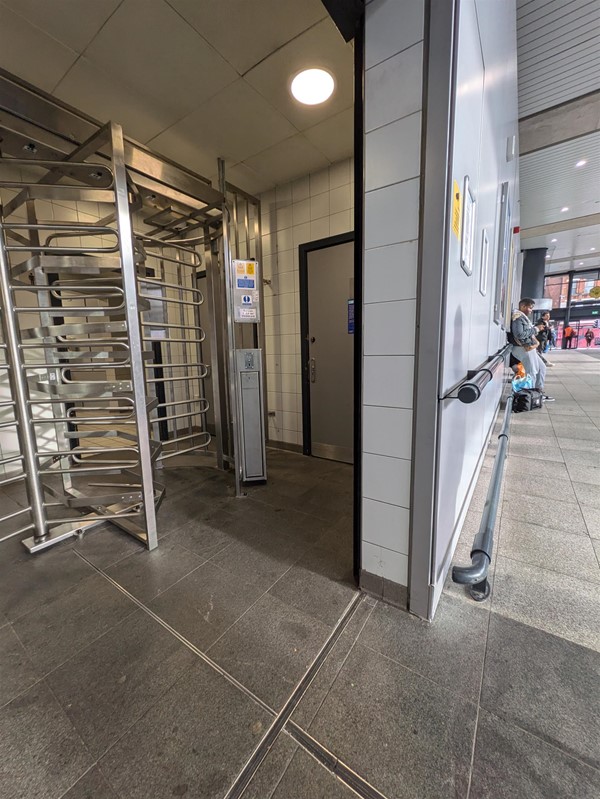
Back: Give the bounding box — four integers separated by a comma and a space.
561, 206, 569, 212
551, 238, 557, 243
290, 69, 335, 105
580, 261, 584, 265
591, 247, 596, 252
575, 159, 587, 167
545, 254, 550, 259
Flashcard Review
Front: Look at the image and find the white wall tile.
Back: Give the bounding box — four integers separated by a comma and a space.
293, 199, 311, 225
364, 241, 418, 303
363, 452, 411, 508
293, 222, 311, 247
262, 233, 274, 257
382, 550, 409, 585
277, 249, 294, 273
365, 112, 421, 192
330, 184, 352, 214
310, 168, 330, 196
330, 210, 353, 236
363, 355, 414, 408
276, 204, 293, 230
362, 498, 410, 554
364, 179, 419, 249
276, 184, 292, 204
292, 175, 310, 202
364, 300, 416, 355
363, 406, 412, 459
362, 541, 384, 576
276, 227, 293, 252
365, 43, 423, 133
365, 0, 425, 69
329, 159, 351, 189
310, 191, 330, 220
311, 218, 330, 240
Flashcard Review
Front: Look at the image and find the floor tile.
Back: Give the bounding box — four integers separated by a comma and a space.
550, 422, 600, 441
292, 597, 376, 730
98, 659, 271, 799
508, 440, 564, 462
242, 733, 298, 799
169, 515, 235, 559
556, 436, 600, 454
0, 682, 92, 799
62, 767, 118, 799
563, 448, 600, 469
470, 709, 600, 799
208, 593, 330, 711
481, 613, 600, 769
502, 492, 588, 534
498, 518, 600, 583
581, 504, 600, 538
105, 537, 206, 603
13, 574, 136, 675
504, 455, 569, 480
492, 556, 600, 651
502, 471, 577, 502
270, 747, 357, 798
155, 490, 216, 537
308, 644, 477, 799
0, 624, 39, 707
73, 522, 144, 569
148, 561, 264, 651
0, 546, 94, 622
268, 544, 356, 627
573, 481, 600, 508
357, 594, 488, 702
46, 610, 196, 759
567, 462, 600, 486
209, 528, 308, 592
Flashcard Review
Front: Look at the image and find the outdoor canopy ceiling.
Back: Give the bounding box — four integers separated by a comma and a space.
0, 0, 354, 194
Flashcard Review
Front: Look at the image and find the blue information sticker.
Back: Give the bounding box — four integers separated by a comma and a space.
347, 299, 354, 334
237, 277, 255, 289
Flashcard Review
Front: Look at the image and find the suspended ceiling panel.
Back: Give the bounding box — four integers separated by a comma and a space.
0, 0, 353, 193
517, 0, 600, 118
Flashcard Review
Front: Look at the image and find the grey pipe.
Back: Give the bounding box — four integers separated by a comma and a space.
456, 344, 510, 404
452, 397, 512, 600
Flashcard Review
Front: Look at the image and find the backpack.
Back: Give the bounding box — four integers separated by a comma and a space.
512, 388, 543, 413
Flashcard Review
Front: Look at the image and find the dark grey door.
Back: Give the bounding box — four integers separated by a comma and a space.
305, 241, 354, 463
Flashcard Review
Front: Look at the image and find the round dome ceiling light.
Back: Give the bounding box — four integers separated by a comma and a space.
291, 69, 335, 105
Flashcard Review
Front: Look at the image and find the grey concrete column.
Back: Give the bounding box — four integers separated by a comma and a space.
521, 248, 547, 299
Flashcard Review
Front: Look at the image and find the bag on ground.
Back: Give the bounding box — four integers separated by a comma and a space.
512, 388, 543, 413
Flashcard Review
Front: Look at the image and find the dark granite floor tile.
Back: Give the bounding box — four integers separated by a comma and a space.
492, 556, 600, 651
73, 522, 144, 569
0, 624, 39, 707
209, 528, 308, 592
242, 733, 298, 799
268, 544, 356, 627
208, 593, 330, 711
46, 610, 196, 759
292, 597, 376, 729
62, 767, 118, 799
148, 561, 264, 651
155, 490, 215, 537
0, 682, 92, 799
0, 546, 93, 622
309, 643, 477, 799
481, 613, 600, 769
105, 537, 205, 603
357, 593, 488, 702
169, 515, 236, 559
98, 659, 271, 799
270, 747, 357, 798
470, 709, 600, 799
13, 574, 136, 675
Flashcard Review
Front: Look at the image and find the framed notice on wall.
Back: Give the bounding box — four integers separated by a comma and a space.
493, 182, 511, 327
460, 175, 476, 275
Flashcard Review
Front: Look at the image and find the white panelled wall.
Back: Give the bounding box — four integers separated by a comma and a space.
260, 158, 354, 447
360, 0, 425, 599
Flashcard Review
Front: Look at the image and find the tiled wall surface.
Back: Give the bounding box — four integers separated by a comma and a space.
361, 0, 425, 591
260, 158, 354, 447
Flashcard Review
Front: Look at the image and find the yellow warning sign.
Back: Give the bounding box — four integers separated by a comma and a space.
451, 180, 462, 239
246, 262, 255, 276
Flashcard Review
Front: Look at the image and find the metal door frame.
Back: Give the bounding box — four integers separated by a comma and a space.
299, 231, 355, 457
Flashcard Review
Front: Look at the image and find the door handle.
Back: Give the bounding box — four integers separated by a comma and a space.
310, 357, 316, 383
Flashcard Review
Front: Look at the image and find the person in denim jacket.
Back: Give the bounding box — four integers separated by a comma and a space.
510, 298, 555, 402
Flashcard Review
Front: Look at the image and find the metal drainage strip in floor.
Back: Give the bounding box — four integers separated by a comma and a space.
74, 550, 387, 799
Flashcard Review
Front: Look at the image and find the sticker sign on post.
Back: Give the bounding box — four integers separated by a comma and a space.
232, 259, 261, 323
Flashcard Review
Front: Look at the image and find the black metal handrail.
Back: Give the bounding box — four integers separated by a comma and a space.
451, 396, 512, 600
444, 343, 510, 404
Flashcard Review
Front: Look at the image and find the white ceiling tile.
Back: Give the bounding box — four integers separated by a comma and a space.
1, 0, 122, 53
220, 162, 273, 196
0, 4, 78, 92
244, 19, 354, 131
150, 126, 223, 180
303, 107, 354, 163
243, 135, 330, 187
148, 79, 297, 164
54, 57, 177, 143
166, 0, 328, 74
83, 0, 238, 119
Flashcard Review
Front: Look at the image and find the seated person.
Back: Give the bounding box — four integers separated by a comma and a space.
509, 298, 554, 402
